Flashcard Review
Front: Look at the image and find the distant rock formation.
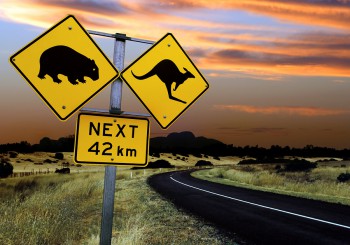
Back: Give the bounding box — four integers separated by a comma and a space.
150, 131, 225, 153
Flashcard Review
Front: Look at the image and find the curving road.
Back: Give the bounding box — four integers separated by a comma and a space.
148, 170, 350, 245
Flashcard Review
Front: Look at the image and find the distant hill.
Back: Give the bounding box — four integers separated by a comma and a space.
150, 131, 226, 155
1, 132, 349, 158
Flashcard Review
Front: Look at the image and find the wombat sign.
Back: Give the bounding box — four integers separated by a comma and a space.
131, 59, 195, 104
38, 45, 99, 85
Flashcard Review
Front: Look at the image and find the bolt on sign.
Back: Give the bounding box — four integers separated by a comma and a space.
74, 113, 149, 166
121, 33, 209, 129
9, 15, 119, 121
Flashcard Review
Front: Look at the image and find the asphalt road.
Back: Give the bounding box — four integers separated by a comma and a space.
148, 170, 350, 245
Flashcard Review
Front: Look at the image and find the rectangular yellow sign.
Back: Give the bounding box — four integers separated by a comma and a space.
74, 113, 149, 166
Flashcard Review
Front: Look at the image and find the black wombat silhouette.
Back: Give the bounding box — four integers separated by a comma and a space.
38, 45, 99, 85
131, 59, 195, 104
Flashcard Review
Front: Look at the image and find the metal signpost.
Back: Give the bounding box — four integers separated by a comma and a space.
10, 15, 208, 245
86, 30, 153, 245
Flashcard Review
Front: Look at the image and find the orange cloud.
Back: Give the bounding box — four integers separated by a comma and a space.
215, 105, 350, 116
2, 0, 350, 79
229, 0, 350, 31
158, 0, 350, 30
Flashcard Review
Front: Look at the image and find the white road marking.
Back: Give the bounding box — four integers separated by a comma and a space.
170, 175, 350, 230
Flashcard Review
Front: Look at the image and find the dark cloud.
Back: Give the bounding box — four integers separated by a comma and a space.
211, 48, 350, 68
202, 32, 350, 51
287, 0, 350, 7
186, 48, 207, 59
146, 0, 200, 10
37, 0, 128, 15
218, 127, 286, 134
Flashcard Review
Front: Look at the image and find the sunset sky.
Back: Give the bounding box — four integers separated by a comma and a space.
1, 0, 350, 149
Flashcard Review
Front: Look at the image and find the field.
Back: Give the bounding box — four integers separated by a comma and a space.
192, 159, 350, 206
0, 152, 240, 244
3, 151, 349, 244
4, 152, 239, 174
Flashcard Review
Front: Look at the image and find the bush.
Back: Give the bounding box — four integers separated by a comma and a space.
133, 159, 174, 169
284, 159, 317, 172
337, 173, 350, 183
0, 158, 13, 178
192, 153, 202, 158
55, 168, 70, 174
146, 160, 174, 168
151, 152, 160, 158
54, 152, 64, 160
8, 151, 18, 158
195, 160, 213, 167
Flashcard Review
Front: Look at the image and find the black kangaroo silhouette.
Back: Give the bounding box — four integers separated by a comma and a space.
131, 59, 195, 104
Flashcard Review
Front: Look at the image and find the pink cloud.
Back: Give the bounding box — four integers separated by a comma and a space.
215, 105, 350, 116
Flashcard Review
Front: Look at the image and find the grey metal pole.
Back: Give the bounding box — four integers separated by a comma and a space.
110, 33, 126, 114
99, 34, 126, 245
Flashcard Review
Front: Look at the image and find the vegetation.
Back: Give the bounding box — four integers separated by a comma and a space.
54, 152, 64, 160
238, 158, 317, 172
192, 164, 350, 206
337, 173, 350, 183
0, 170, 237, 244
195, 160, 213, 167
1, 132, 349, 160
0, 158, 13, 178
283, 159, 317, 172
133, 159, 174, 169
8, 151, 18, 158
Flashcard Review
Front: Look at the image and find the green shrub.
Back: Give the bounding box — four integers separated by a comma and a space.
151, 152, 160, 158
8, 151, 18, 158
195, 160, 213, 167
192, 153, 202, 158
139, 159, 174, 169
54, 152, 64, 160
284, 159, 317, 172
0, 158, 13, 178
337, 173, 350, 183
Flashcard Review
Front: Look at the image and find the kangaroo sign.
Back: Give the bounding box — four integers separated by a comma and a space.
10, 15, 119, 121
121, 33, 209, 129
74, 113, 149, 166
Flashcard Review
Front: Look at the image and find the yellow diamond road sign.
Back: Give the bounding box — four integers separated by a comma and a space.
10, 15, 119, 121
121, 33, 209, 129
74, 113, 149, 166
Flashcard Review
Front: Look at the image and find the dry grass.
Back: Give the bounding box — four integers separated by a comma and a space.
0, 168, 238, 244
6, 152, 105, 174
192, 164, 350, 206
6, 152, 240, 175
